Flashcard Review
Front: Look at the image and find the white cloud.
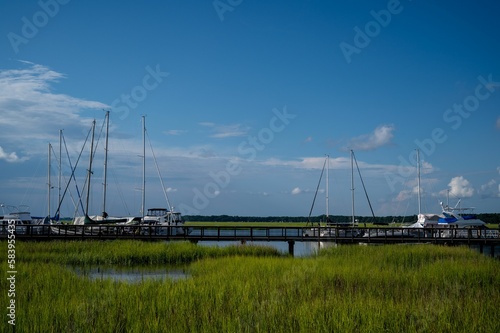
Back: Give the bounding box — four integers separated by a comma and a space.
0, 146, 27, 163
346, 124, 395, 151
0, 62, 109, 156
291, 187, 302, 195
448, 176, 474, 198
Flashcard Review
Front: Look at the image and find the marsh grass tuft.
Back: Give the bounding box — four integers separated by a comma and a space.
2, 241, 499, 332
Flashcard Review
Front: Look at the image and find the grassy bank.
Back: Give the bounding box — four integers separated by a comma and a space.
12, 240, 282, 265
2, 241, 499, 332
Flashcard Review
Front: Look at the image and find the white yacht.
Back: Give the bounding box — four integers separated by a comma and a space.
1, 204, 33, 234
141, 208, 191, 236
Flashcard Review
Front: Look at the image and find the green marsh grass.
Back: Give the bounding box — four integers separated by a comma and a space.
2, 241, 499, 332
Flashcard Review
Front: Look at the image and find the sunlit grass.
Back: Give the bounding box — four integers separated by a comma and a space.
16, 240, 282, 265
2, 241, 499, 332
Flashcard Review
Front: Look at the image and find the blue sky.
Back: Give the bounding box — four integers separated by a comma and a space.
1, 0, 499, 218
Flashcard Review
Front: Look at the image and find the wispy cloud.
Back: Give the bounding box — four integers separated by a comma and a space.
199, 122, 249, 138
345, 124, 395, 151
163, 129, 186, 136
478, 179, 497, 199
0, 62, 109, 157
262, 156, 342, 169
261, 156, 404, 176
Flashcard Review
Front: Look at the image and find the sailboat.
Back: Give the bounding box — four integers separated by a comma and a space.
50, 113, 139, 236
77, 113, 135, 226
392, 149, 494, 239
320, 151, 369, 237
51, 113, 189, 235
138, 116, 191, 236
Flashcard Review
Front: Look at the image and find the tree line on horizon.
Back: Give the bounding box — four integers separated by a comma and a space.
184, 213, 500, 224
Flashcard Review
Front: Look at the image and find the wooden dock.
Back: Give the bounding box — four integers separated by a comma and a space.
3, 224, 500, 257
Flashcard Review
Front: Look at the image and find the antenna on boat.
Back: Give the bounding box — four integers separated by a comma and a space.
446, 189, 450, 210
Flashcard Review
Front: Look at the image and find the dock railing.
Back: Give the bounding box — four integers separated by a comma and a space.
2, 224, 499, 244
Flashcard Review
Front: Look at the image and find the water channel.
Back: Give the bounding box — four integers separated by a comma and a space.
71, 228, 499, 283
72, 265, 190, 283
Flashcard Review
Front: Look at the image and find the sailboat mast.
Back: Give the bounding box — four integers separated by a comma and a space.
326, 155, 329, 221
141, 115, 146, 219
48, 143, 51, 218
416, 149, 421, 215
85, 120, 96, 215
102, 111, 110, 214
350, 149, 355, 226
58, 130, 63, 217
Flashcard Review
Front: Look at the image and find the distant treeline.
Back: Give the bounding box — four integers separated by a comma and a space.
183, 215, 410, 224
184, 213, 500, 224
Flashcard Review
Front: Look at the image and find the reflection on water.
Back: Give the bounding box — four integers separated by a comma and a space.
197, 240, 338, 257
70, 242, 499, 283
72, 265, 190, 283
469, 245, 500, 259
199, 240, 500, 259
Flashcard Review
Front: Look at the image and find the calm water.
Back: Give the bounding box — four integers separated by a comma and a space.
197, 240, 332, 257
71, 232, 499, 283
192, 227, 500, 259
72, 265, 190, 283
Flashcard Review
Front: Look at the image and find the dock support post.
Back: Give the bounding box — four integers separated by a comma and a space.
288, 241, 295, 256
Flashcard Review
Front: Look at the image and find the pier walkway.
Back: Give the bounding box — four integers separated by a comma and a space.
3, 224, 500, 257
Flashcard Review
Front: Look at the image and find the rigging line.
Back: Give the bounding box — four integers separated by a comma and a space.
20, 149, 44, 206
54, 127, 92, 219
146, 129, 172, 210
352, 151, 376, 222
89, 116, 106, 168
307, 157, 327, 226
110, 168, 131, 216
401, 168, 414, 224
58, 166, 79, 217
